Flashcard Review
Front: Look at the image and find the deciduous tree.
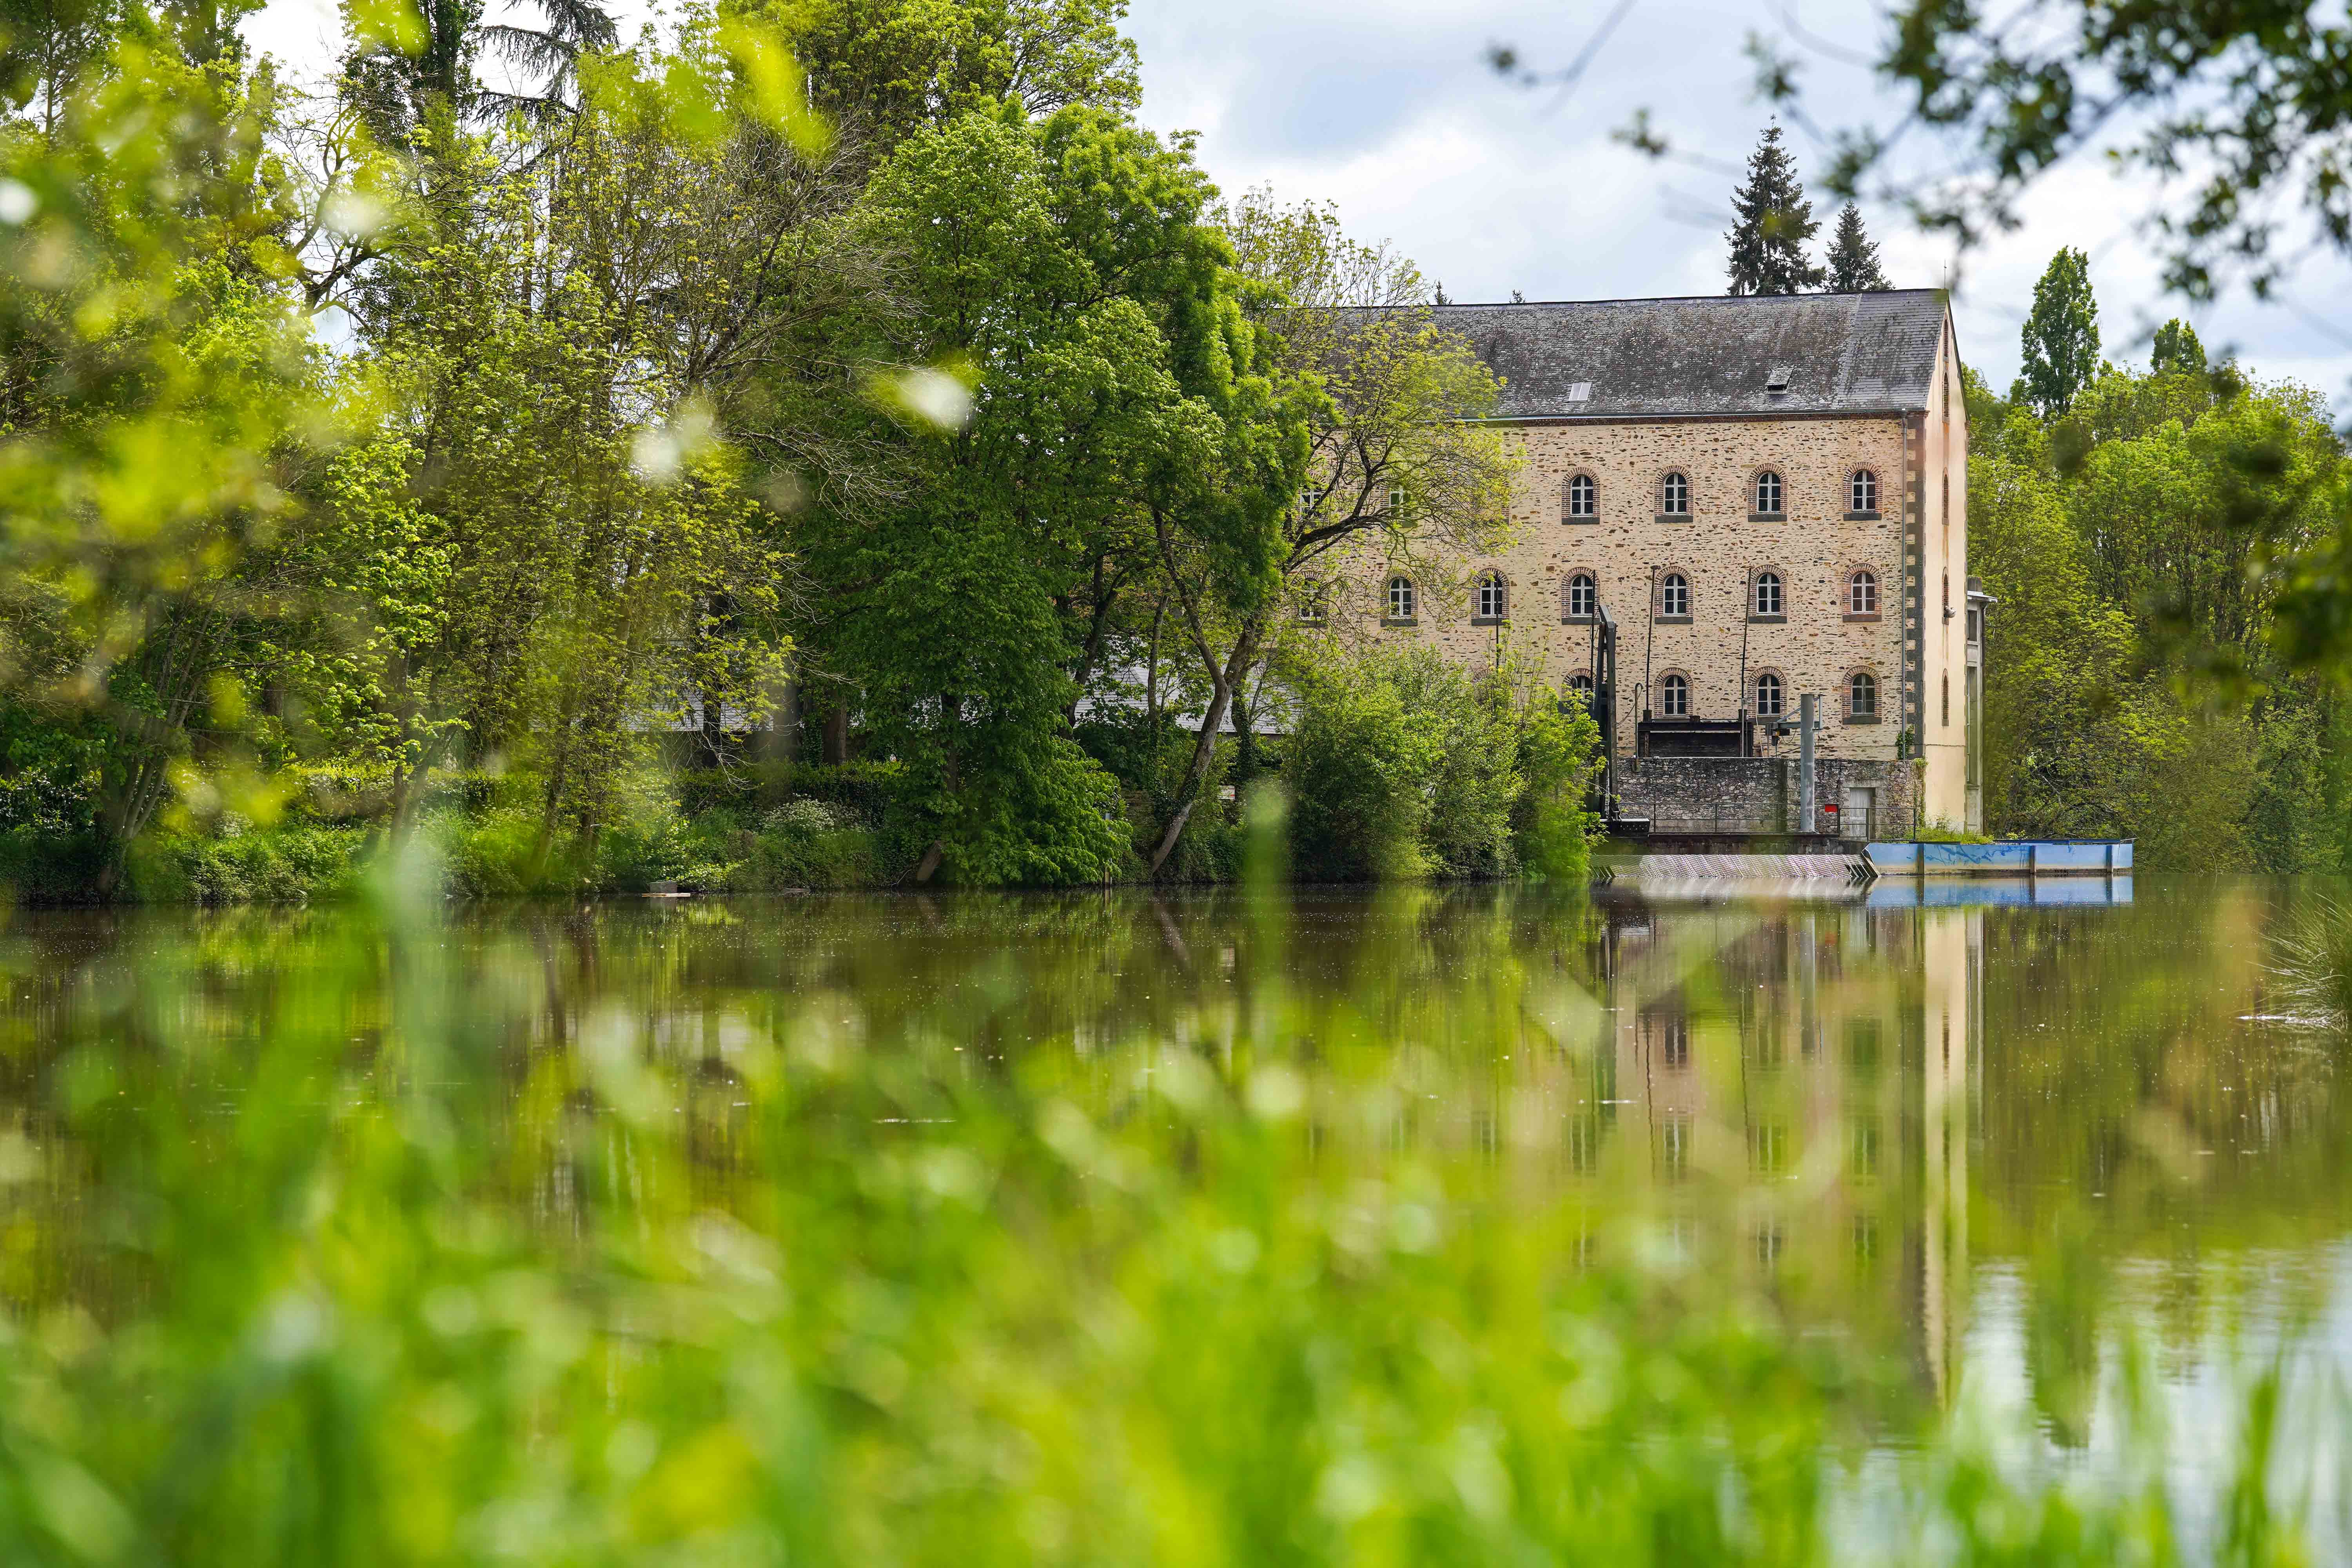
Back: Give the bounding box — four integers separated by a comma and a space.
2017, 247, 2100, 418
1135, 191, 1515, 875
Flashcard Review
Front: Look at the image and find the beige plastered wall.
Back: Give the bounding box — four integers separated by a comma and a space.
1916, 323, 1972, 830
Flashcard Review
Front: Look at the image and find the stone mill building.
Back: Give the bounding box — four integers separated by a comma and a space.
1335, 289, 1984, 839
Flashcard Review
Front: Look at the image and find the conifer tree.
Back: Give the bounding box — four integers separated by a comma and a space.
1824, 202, 1890, 291
2017, 247, 2100, 417
1724, 123, 1825, 295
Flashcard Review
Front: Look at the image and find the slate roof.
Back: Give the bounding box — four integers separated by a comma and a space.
1421, 289, 1950, 420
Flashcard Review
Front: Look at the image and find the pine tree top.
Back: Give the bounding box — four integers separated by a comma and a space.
1825, 203, 1891, 292
1725, 124, 1826, 296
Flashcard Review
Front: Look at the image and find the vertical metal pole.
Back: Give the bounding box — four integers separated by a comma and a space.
1798, 692, 1817, 836
1642, 565, 1657, 717
1738, 565, 1753, 754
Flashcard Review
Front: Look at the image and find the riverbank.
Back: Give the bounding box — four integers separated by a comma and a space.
0, 686, 1602, 901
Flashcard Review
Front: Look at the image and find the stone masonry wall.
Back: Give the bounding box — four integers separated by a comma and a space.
1328, 414, 1920, 763
1615, 757, 1917, 839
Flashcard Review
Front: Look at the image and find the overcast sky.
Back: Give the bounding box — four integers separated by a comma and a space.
247, 0, 2352, 416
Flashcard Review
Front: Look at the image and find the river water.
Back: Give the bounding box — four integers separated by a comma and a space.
2, 874, 2347, 1543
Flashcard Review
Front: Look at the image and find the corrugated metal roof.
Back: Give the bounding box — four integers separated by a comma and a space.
1413, 290, 1950, 420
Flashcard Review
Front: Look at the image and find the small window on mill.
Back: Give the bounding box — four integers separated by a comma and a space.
1659, 672, 1690, 717
1566, 473, 1597, 519
1659, 572, 1690, 618
1754, 671, 1784, 717
1848, 670, 1878, 718
1661, 470, 1691, 516
1753, 571, 1782, 616
1849, 468, 1879, 514
1754, 470, 1784, 515
1565, 572, 1596, 619
1475, 571, 1507, 621
1387, 575, 1416, 620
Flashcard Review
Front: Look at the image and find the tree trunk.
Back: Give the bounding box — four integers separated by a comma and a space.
771, 671, 802, 764
94, 604, 224, 895
1144, 600, 1164, 733
1230, 692, 1258, 797
1147, 622, 1260, 877
822, 704, 848, 765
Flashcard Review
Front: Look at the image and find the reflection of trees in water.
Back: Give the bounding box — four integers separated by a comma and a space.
1978, 886, 2348, 1253
0, 882, 2341, 1434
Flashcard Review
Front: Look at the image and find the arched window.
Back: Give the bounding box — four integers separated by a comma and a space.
1753, 570, 1783, 616
1296, 583, 1327, 622
1659, 673, 1690, 717
1660, 572, 1691, 618
1564, 572, 1596, 619
1567, 672, 1596, 697
1475, 571, 1508, 620
1387, 575, 1416, 620
1754, 671, 1784, 717
1386, 486, 1406, 514
1849, 569, 1879, 615
1848, 671, 1878, 717
1565, 473, 1597, 519
1849, 468, 1879, 514
1755, 469, 1784, 514
1661, 470, 1691, 516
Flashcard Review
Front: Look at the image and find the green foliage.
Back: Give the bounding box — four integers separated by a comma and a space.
2151, 317, 2206, 375
122, 822, 370, 902
1869, 0, 2352, 300
2274, 892, 2352, 1028
1287, 654, 1443, 880
739, 0, 1140, 156
1823, 201, 1889, 292
2016, 247, 2101, 417
1513, 694, 1603, 880
1287, 648, 1597, 882
0, 10, 1535, 898
1724, 123, 1825, 296
805, 105, 1300, 885
1969, 356, 2352, 871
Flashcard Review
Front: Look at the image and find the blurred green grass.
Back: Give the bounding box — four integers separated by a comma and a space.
0, 887, 2320, 1566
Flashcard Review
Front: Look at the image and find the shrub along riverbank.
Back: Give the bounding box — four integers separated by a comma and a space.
0, 652, 1603, 904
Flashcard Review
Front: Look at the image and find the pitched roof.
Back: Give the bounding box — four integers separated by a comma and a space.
1424, 289, 1951, 420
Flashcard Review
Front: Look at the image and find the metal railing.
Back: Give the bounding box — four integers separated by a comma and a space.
1644, 806, 1786, 836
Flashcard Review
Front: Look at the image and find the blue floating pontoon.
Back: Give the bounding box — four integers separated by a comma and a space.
1863, 840, 2133, 877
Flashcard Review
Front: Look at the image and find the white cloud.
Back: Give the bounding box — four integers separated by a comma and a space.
245, 0, 2352, 415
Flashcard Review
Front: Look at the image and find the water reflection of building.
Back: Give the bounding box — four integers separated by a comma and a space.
1563, 899, 1981, 1404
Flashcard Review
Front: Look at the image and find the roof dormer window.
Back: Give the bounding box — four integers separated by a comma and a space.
1764, 366, 1792, 394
